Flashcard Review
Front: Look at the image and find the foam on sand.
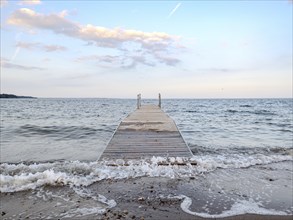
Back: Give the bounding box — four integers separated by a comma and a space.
175, 195, 288, 217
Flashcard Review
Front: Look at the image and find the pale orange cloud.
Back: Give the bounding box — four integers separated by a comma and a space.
8, 8, 179, 51
1, 57, 45, 70
18, 0, 41, 5
15, 41, 67, 52
7, 8, 182, 67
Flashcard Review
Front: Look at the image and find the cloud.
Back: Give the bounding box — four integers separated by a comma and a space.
43, 45, 67, 52
155, 53, 181, 66
76, 51, 181, 69
196, 68, 246, 74
8, 8, 79, 34
1, 0, 8, 7
7, 8, 176, 50
7, 8, 182, 67
1, 57, 45, 70
76, 55, 121, 65
76, 54, 155, 69
167, 3, 181, 19
15, 41, 67, 52
42, 58, 51, 62
18, 0, 41, 5
15, 41, 39, 50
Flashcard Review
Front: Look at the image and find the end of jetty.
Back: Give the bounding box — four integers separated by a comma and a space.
100, 94, 192, 160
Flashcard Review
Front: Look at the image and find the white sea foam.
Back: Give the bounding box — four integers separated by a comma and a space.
62, 188, 117, 218
172, 195, 289, 217
32, 185, 116, 218
73, 187, 116, 209
0, 155, 292, 193
193, 153, 293, 170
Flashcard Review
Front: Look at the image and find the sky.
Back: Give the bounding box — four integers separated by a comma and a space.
0, 0, 292, 98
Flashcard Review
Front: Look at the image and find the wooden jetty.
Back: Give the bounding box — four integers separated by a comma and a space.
100, 94, 192, 160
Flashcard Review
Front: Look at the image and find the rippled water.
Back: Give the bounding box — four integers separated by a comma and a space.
0, 98, 135, 162
163, 99, 292, 149
1, 98, 292, 163
0, 98, 292, 217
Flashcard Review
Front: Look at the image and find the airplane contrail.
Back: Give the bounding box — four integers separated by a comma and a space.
11, 47, 21, 62
167, 3, 181, 19
10, 32, 23, 62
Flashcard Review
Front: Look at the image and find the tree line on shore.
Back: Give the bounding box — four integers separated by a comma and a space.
0, 94, 36, 99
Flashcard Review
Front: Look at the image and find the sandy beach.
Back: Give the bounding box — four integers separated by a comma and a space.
1, 163, 292, 220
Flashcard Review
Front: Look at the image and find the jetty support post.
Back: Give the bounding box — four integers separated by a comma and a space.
158, 93, 161, 108
137, 94, 141, 109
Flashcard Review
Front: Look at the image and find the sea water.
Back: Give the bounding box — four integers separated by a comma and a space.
0, 98, 292, 217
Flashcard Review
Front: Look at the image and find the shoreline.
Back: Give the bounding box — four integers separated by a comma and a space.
1, 173, 292, 220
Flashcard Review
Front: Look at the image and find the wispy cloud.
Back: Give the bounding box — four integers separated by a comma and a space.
196, 68, 246, 74
18, 0, 41, 5
76, 55, 121, 66
43, 45, 67, 52
167, 3, 181, 19
15, 41, 67, 52
76, 54, 155, 69
7, 8, 183, 68
7, 8, 177, 50
15, 41, 38, 50
155, 53, 180, 66
1, 57, 45, 70
42, 58, 51, 62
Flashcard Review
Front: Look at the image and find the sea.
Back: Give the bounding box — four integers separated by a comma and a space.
0, 98, 292, 218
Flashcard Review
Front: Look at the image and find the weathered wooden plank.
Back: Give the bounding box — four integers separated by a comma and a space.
108, 141, 186, 145
99, 104, 192, 160
113, 131, 182, 136
113, 134, 182, 138
111, 140, 185, 147
104, 146, 188, 149
101, 154, 191, 159
106, 145, 188, 149
103, 151, 191, 154
113, 142, 183, 145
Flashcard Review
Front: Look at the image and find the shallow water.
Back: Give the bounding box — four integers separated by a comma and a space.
0, 98, 135, 162
1, 98, 292, 163
0, 98, 292, 217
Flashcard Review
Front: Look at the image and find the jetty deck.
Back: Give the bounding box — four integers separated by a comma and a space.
100, 104, 192, 160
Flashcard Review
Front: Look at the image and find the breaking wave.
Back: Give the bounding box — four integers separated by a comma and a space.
1, 154, 292, 193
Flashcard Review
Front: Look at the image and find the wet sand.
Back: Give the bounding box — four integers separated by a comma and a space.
1, 173, 292, 220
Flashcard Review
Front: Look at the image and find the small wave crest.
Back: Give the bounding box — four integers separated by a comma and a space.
239, 105, 253, 108
0, 157, 196, 192
190, 145, 293, 156
1, 153, 292, 193
226, 109, 276, 116
15, 124, 114, 139
190, 146, 292, 170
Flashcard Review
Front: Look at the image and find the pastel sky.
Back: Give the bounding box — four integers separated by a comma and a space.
1, 0, 292, 98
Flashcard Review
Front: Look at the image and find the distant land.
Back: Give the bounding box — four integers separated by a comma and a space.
0, 94, 36, 99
